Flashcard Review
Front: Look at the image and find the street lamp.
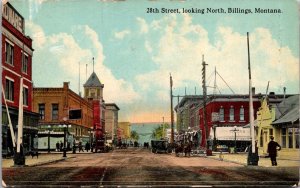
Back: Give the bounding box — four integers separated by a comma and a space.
47, 125, 51, 153
231, 126, 239, 153
63, 124, 67, 157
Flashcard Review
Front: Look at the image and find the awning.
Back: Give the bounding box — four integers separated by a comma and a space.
272, 107, 299, 125
243, 119, 258, 128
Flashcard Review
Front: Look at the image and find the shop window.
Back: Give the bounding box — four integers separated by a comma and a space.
229, 106, 234, 121
281, 128, 286, 148
294, 128, 299, 149
52, 104, 59, 120
219, 107, 224, 121
288, 128, 293, 148
38, 104, 45, 120
239, 106, 244, 121
5, 79, 14, 101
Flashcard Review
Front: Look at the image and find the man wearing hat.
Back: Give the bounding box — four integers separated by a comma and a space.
267, 136, 281, 166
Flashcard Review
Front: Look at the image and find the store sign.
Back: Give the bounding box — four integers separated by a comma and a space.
3, 3, 24, 33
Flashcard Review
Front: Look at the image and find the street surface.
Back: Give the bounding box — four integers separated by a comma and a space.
3, 148, 299, 187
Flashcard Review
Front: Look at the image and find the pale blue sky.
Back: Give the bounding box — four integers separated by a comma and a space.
9, 0, 299, 122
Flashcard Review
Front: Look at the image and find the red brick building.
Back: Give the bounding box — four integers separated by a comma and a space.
1, 2, 39, 155
198, 93, 290, 150
83, 71, 106, 148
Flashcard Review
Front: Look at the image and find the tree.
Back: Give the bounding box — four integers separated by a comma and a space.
130, 130, 139, 141
151, 123, 169, 140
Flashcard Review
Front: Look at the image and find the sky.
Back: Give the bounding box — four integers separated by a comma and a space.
7, 0, 299, 123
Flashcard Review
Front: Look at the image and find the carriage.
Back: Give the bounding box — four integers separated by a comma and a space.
151, 140, 172, 154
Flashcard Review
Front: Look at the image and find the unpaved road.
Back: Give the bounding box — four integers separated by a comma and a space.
3, 148, 298, 187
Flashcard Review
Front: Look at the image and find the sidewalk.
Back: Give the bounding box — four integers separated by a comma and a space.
206, 152, 300, 167
1, 152, 80, 168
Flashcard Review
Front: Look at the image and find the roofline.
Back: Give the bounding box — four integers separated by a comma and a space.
105, 103, 120, 110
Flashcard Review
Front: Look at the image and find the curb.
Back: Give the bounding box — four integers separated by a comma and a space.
17, 156, 77, 167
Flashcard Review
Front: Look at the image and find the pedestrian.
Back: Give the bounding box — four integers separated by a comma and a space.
267, 136, 281, 166
85, 142, 90, 152
60, 141, 63, 151
56, 141, 60, 152
78, 141, 84, 152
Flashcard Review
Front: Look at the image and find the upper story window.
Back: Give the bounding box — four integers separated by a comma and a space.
22, 53, 28, 74
5, 41, 14, 66
23, 86, 28, 106
38, 104, 45, 120
52, 104, 59, 120
239, 106, 245, 121
5, 78, 14, 101
229, 106, 234, 121
219, 106, 224, 121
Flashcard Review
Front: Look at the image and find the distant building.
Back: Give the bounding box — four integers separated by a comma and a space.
257, 94, 299, 158
1, 2, 39, 155
105, 103, 120, 144
83, 71, 106, 145
118, 122, 131, 143
174, 95, 203, 133
33, 82, 93, 150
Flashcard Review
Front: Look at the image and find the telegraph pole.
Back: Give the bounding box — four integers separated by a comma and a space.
202, 55, 211, 155
170, 74, 174, 144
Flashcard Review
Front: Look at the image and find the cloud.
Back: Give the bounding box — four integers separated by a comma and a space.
144, 40, 152, 53
135, 13, 299, 101
136, 17, 149, 34
114, 30, 131, 39
27, 22, 140, 104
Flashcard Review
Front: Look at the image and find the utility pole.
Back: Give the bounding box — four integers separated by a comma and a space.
170, 74, 174, 144
247, 32, 259, 166
202, 55, 211, 156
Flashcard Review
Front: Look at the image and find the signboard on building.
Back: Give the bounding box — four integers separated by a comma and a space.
69, 109, 82, 120
3, 3, 25, 33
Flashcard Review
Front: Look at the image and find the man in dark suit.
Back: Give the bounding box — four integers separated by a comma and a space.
267, 136, 281, 166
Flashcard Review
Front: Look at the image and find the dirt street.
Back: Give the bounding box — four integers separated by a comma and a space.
3, 148, 298, 187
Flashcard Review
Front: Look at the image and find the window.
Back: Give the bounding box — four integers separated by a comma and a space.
23, 87, 28, 106
295, 128, 299, 149
288, 128, 293, 148
260, 130, 263, 147
281, 128, 286, 148
5, 79, 14, 101
22, 54, 28, 73
38, 104, 45, 120
239, 106, 245, 121
5, 42, 14, 65
269, 129, 273, 139
219, 107, 224, 121
229, 106, 234, 121
52, 104, 59, 120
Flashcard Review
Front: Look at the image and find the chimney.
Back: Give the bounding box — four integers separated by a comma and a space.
251, 87, 255, 95
63, 82, 69, 90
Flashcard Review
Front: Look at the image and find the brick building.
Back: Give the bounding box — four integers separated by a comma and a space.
105, 103, 120, 144
1, 2, 39, 156
83, 71, 106, 148
33, 82, 93, 150
198, 92, 291, 151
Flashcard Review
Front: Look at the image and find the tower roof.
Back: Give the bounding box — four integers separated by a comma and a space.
84, 72, 103, 87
